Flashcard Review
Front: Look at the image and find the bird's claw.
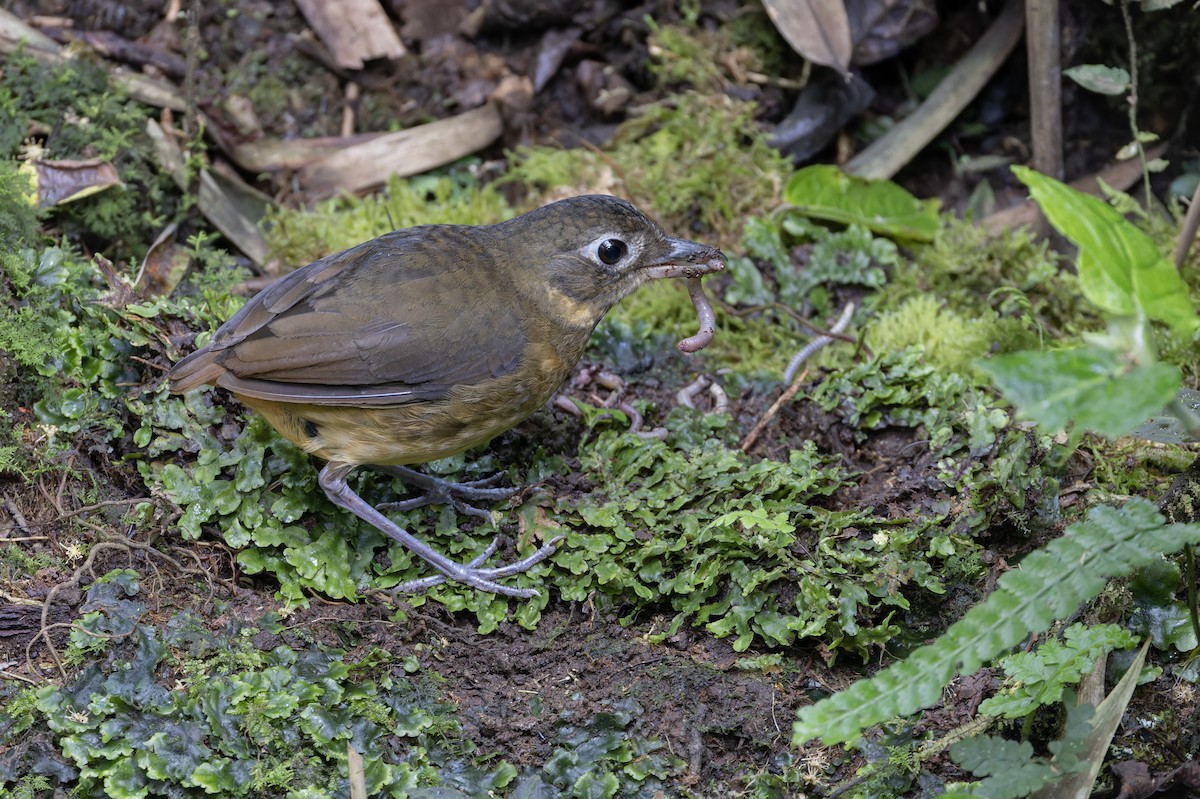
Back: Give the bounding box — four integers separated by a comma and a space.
375, 464, 516, 519
390, 535, 564, 598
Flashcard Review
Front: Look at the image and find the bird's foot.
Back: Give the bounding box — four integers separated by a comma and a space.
373, 464, 517, 521
320, 463, 557, 598
390, 534, 565, 598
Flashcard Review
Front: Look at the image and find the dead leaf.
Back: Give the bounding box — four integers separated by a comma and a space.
147, 119, 274, 266
26, 159, 121, 207
134, 224, 190, 298
761, 0, 853, 75
297, 103, 503, 198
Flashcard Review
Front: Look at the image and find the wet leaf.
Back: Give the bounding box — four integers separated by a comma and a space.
784, 165, 940, 241
1064, 64, 1130, 95
25, 158, 122, 207
979, 346, 1180, 437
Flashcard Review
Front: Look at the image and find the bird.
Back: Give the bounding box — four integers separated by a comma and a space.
168, 194, 725, 597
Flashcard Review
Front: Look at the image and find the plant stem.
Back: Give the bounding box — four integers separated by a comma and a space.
1186, 545, 1200, 651
1169, 397, 1200, 442
1119, 0, 1152, 208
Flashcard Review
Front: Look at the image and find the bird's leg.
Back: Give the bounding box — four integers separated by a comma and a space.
318, 463, 559, 598
373, 463, 517, 521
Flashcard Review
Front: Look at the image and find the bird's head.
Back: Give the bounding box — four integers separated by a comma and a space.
495, 195, 725, 329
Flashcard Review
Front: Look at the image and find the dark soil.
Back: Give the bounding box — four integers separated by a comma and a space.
4, 0, 1200, 795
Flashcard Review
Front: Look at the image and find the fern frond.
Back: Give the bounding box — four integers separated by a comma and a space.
794, 499, 1200, 744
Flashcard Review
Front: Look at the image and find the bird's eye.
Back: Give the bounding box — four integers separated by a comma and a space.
597, 238, 628, 265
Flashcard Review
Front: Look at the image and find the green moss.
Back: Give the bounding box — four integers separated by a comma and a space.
0, 51, 181, 260
864, 295, 1000, 378
0, 541, 61, 584
647, 13, 790, 92
727, 7, 792, 76
0, 160, 38, 249
647, 20, 736, 91
507, 92, 788, 244
263, 168, 513, 267
896, 219, 1085, 335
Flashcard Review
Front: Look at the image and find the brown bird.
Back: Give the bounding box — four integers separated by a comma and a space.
169, 194, 724, 597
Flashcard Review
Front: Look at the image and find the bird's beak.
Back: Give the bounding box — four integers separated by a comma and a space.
641, 237, 727, 280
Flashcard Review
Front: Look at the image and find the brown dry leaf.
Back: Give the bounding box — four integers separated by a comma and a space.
231, 134, 383, 174
134, 224, 190, 299
761, 0, 853, 75
146, 120, 274, 266
27, 159, 122, 207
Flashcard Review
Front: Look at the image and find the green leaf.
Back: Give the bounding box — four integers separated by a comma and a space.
951, 736, 1057, 799
1130, 387, 1200, 444
1013, 166, 1198, 333
1063, 64, 1130, 95
1034, 643, 1150, 799
978, 346, 1180, 437
979, 623, 1136, 719
793, 499, 1200, 744
1130, 601, 1198, 650
783, 165, 940, 241
284, 530, 357, 599
190, 759, 238, 792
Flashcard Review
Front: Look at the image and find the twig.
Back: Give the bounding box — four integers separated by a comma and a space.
1025, 0, 1063, 180
2, 497, 149, 535
1174, 179, 1200, 269
2, 493, 30, 535
845, 0, 1025, 179
739, 368, 809, 454
25, 538, 213, 682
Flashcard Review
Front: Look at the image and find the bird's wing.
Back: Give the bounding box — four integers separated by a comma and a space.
189, 229, 527, 406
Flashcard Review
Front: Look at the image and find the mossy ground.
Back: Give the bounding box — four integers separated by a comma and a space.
2, 6, 1199, 798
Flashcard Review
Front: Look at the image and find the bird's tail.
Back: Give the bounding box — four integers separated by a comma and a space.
167, 347, 225, 393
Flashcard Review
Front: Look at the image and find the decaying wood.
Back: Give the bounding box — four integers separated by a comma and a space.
0, 7, 186, 111
982, 143, 1168, 234
297, 103, 504, 197
294, 0, 406, 70
232, 134, 385, 174
845, 0, 1025, 180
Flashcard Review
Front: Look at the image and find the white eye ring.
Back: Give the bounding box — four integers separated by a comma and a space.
580, 233, 642, 267
597, 238, 627, 265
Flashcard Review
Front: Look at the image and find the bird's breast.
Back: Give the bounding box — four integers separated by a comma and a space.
239, 337, 588, 468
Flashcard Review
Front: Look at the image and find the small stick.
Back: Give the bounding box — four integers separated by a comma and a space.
739, 369, 809, 454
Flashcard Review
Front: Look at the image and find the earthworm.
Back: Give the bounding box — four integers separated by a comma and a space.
677, 277, 716, 353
